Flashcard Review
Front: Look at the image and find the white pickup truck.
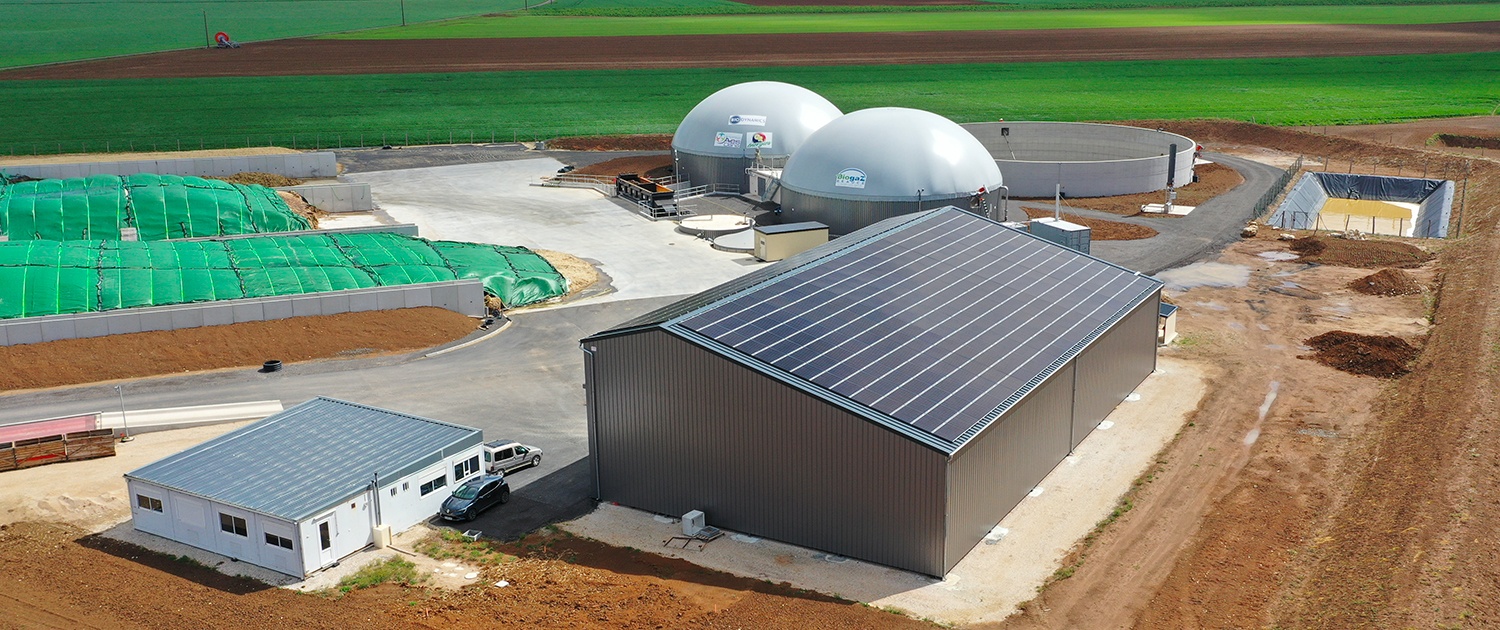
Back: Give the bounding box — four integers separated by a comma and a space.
483, 440, 542, 474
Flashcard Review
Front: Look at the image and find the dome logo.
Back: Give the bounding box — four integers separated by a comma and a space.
746, 132, 773, 149
727, 115, 767, 126
835, 168, 867, 189
713, 132, 743, 148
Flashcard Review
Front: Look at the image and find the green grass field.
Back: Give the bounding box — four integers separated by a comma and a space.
533, 0, 1496, 16
0, 0, 528, 68
2, 53, 1495, 156
333, 4, 1500, 39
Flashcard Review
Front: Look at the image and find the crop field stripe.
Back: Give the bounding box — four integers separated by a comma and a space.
2, 52, 1497, 156
0, 0, 531, 68
329, 4, 1500, 39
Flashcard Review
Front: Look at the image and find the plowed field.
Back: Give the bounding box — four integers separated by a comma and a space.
5, 22, 1496, 80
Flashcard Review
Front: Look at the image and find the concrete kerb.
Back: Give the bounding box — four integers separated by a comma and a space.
424, 317, 514, 358
559, 355, 1207, 626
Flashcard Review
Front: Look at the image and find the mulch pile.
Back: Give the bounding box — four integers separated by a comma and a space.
1349, 268, 1423, 296
1288, 236, 1432, 268
209, 171, 305, 187
1303, 330, 1420, 378
548, 134, 672, 151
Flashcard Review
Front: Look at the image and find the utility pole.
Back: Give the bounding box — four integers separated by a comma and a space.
400, 0, 406, 26
202, 11, 210, 48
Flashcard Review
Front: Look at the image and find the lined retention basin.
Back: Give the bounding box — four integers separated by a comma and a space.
0, 232, 567, 319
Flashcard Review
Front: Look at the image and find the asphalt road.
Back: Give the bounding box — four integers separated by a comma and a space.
0, 295, 680, 540
1086, 153, 1285, 274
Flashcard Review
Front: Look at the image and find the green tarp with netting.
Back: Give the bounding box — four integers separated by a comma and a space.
0, 174, 311, 241
0, 232, 568, 319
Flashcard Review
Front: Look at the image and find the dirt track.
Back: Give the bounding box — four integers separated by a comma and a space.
5, 22, 1497, 80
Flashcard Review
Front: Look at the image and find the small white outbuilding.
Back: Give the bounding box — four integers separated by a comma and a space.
125, 397, 483, 577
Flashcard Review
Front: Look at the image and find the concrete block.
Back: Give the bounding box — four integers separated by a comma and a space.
376, 290, 404, 310
40, 319, 77, 342
139, 310, 173, 332
291, 297, 323, 317
202, 304, 235, 327
6, 322, 43, 346
232, 302, 265, 323
74, 316, 112, 339
403, 287, 434, 308
170, 307, 205, 329
321, 293, 351, 315
262, 299, 294, 321
108, 315, 143, 335
349, 291, 378, 312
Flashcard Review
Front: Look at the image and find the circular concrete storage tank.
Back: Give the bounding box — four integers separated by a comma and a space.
965, 122, 1196, 198
778, 108, 1003, 235
672, 82, 843, 193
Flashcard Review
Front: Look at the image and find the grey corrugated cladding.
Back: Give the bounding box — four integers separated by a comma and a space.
125, 397, 481, 521
588, 329, 948, 574
588, 207, 1162, 454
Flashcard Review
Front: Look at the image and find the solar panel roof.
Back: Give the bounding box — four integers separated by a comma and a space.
661, 208, 1161, 449
126, 398, 481, 521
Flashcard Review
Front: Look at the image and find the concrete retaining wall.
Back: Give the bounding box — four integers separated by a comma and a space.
964, 122, 1196, 198
3, 152, 338, 180
277, 183, 373, 212
0, 280, 484, 347
175, 223, 420, 242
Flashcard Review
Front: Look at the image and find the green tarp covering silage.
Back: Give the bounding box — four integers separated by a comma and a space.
0, 174, 311, 241
0, 233, 568, 319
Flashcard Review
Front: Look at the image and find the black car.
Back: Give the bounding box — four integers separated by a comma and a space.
439, 474, 510, 521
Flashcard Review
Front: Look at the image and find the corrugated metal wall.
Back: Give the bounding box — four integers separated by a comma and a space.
943, 362, 1075, 573
1071, 295, 1161, 449
586, 330, 949, 576
778, 189, 978, 236
675, 153, 751, 192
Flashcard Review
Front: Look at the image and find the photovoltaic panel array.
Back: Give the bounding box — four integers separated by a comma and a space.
672, 209, 1160, 445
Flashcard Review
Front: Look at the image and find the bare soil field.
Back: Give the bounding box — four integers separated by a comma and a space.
5, 22, 1496, 79
0, 521, 929, 629
1048, 161, 1245, 216
548, 135, 672, 151
996, 120, 1500, 629
1296, 115, 1500, 149
0, 307, 477, 392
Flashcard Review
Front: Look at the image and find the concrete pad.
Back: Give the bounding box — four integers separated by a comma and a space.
346, 160, 761, 304
560, 356, 1207, 626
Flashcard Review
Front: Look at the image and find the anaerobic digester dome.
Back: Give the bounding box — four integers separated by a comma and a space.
777, 108, 1003, 235
672, 82, 843, 192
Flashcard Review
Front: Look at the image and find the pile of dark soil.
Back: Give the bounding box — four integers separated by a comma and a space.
1349, 268, 1423, 296
1434, 133, 1500, 150
1303, 330, 1420, 377
548, 134, 673, 151
1288, 236, 1432, 268
209, 171, 305, 187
